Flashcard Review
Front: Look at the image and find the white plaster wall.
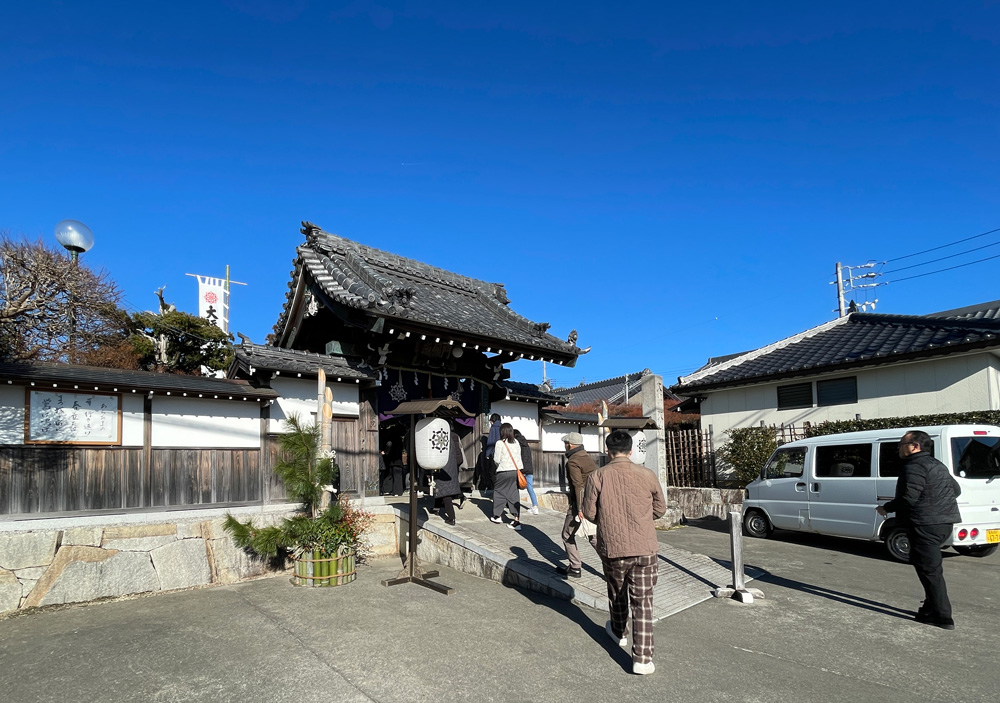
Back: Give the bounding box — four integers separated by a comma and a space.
700, 352, 998, 446
0, 385, 25, 444
151, 397, 260, 448
269, 377, 359, 433
121, 394, 145, 447
541, 423, 572, 452
488, 400, 539, 440
581, 425, 601, 453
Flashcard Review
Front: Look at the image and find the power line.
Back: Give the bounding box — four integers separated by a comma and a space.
885, 226, 1000, 264
886, 251, 1000, 284
883, 237, 1000, 274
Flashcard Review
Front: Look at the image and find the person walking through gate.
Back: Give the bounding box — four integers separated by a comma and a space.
432, 426, 465, 526
877, 430, 962, 630
582, 429, 666, 676
513, 429, 539, 514
490, 423, 523, 531
556, 431, 598, 578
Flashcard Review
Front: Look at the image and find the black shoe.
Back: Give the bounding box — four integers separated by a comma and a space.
444, 519, 456, 526
556, 565, 582, 578
930, 618, 956, 630
914, 610, 932, 623
458, 497, 466, 510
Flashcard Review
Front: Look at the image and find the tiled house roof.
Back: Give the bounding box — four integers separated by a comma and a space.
230, 343, 376, 381
554, 370, 652, 405
0, 361, 278, 399
499, 380, 567, 405
272, 223, 582, 366
673, 308, 1000, 393
927, 299, 1000, 322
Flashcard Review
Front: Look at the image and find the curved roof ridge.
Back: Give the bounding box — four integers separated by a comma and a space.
679, 315, 851, 386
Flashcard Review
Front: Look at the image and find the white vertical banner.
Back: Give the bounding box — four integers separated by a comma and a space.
197, 276, 229, 332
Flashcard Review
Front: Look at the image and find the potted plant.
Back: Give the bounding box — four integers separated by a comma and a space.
224, 415, 373, 586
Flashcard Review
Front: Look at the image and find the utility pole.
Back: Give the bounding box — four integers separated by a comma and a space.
835, 262, 846, 318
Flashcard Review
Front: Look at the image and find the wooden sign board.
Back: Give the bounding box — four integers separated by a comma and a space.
24, 389, 122, 445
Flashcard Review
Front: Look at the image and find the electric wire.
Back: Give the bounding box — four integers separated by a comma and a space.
886, 251, 1000, 284
882, 238, 1000, 275
884, 226, 1000, 264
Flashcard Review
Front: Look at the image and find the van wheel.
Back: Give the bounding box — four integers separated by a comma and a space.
743, 510, 772, 539
954, 544, 998, 558
883, 527, 910, 563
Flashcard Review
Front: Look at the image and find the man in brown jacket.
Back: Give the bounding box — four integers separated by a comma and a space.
557, 431, 598, 578
583, 429, 666, 676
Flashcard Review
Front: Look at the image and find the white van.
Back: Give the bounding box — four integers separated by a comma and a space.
742, 425, 1000, 562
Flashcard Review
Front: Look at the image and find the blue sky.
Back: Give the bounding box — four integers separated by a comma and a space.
2, 2, 999, 389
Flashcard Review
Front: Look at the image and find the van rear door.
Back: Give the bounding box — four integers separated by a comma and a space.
807, 441, 877, 538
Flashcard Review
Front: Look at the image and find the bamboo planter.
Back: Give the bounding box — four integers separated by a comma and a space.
291, 547, 357, 587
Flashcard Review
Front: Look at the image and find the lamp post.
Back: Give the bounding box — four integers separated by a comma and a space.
54, 220, 94, 363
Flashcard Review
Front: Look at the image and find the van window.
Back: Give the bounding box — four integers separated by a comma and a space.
879, 439, 935, 478
815, 443, 871, 477
763, 447, 806, 479
951, 436, 1000, 479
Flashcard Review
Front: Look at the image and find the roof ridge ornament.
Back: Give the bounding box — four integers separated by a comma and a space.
300, 221, 322, 242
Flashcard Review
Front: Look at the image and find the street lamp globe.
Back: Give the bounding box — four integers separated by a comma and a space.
54, 220, 94, 261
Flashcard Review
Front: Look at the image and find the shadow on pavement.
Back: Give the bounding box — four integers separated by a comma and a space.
511, 564, 632, 674
754, 572, 917, 619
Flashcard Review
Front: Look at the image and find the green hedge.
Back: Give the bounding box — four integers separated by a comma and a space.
806, 411, 1000, 438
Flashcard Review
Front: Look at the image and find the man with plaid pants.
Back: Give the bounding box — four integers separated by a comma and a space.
582, 429, 666, 675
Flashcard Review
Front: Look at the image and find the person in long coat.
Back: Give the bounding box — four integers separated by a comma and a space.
432, 429, 465, 526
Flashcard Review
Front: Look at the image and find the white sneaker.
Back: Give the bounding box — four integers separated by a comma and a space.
531, 505, 539, 515
606, 621, 627, 648
489, 516, 503, 524
632, 661, 655, 675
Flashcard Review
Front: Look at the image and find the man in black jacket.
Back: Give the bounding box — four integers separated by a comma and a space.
877, 430, 962, 630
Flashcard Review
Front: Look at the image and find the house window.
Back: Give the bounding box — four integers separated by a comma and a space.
817, 377, 857, 406
777, 382, 812, 409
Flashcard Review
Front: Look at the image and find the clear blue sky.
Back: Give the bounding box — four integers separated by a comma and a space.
3, 2, 999, 388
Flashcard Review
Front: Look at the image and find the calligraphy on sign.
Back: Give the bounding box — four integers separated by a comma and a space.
25, 390, 122, 445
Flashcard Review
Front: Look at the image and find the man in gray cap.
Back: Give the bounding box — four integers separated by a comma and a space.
557, 431, 598, 577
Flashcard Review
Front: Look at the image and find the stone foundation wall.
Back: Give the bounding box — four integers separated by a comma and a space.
668, 486, 744, 521
0, 501, 400, 616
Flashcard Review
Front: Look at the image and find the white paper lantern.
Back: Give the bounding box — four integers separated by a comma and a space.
630, 431, 647, 466
415, 417, 451, 470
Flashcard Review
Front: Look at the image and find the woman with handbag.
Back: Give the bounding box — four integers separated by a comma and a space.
490, 422, 524, 531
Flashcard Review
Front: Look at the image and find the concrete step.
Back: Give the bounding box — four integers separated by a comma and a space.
393, 495, 761, 622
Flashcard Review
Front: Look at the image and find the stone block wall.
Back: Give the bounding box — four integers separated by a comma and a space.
668, 486, 745, 521
0, 501, 401, 616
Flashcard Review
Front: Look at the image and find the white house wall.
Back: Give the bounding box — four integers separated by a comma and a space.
488, 400, 539, 440
121, 394, 144, 447
151, 397, 260, 448
541, 423, 570, 452
701, 352, 998, 446
269, 377, 359, 434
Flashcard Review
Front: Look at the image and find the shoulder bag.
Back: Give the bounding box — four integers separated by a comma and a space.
503, 441, 528, 490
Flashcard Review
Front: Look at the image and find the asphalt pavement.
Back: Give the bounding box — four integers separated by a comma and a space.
0, 517, 996, 703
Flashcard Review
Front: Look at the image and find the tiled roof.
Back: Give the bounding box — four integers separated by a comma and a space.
927, 299, 1000, 322
674, 310, 1000, 393
231, 343, 376, 381
0, 361, 278, 399
542, 409, 599, 425
272, 223, 582, 365
499, 380, 567, 404
554, 370, 652, 405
